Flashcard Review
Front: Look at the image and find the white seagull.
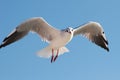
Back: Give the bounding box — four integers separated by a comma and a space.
0, 17, 109, 62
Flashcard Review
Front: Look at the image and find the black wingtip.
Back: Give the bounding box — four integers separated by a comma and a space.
92, 34, 110, 52
0, 37, 11, 49
0, 37, 8, 49
100, 41, 109, 52
101, 36, 109, 52
0, 43, 4, 49
104, 46, 109, 52
0, 45, 2, 48
107, 47, 109, 52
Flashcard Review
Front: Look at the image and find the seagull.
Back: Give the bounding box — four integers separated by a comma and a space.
0, 17, 109, 63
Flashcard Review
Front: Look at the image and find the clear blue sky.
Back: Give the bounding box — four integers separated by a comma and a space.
0, 0, 119, 80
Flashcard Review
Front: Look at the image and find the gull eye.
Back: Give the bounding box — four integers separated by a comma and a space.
103, 31, 104, 34
65, 29, 69, 32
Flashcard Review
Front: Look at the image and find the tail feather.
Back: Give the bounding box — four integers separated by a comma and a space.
37, 46, 69, 58
37, 46, 52, 58
58, 47, 69, 56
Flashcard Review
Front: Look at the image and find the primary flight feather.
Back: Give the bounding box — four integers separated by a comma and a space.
0, 17, 109, 62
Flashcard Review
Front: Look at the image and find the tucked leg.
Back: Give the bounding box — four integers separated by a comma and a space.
51, 49, 54, 63
54, 49, 59, 62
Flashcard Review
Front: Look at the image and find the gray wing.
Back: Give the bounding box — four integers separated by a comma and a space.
73, 21, 109, 51
0, 17, 60, 48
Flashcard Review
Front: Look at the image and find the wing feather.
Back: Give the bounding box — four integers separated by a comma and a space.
0, 17, 60, 48
73, 21, 109, 51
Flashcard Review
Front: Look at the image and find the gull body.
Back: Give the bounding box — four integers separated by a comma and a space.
0, 17, 109, 62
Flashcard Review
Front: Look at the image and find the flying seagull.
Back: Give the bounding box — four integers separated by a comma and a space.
0, 17, 109, 63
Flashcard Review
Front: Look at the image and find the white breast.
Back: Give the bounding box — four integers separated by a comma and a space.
50, 32, 73, 49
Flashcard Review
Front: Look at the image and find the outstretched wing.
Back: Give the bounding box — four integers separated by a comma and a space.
73, 21, 109, 51
0, 17, 60, 48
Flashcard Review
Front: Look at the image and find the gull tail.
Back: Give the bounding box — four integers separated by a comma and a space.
37, 46, 69, 58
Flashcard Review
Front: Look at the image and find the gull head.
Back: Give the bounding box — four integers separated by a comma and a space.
62, 27, 74, 34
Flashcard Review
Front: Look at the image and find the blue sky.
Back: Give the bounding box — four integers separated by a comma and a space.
0, 0, 119, 80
